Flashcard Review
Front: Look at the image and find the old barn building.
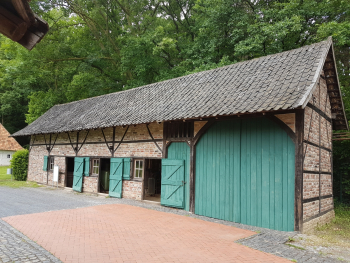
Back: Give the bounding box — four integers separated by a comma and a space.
13, 37, 347, 232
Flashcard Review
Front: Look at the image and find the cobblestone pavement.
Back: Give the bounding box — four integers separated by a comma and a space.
0, 219, 60, 263
0, 186, 345, 262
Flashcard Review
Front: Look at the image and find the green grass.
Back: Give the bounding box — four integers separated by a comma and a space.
0, 166, 40, 188
313, 203, 350, 247
286, 244, 305, 250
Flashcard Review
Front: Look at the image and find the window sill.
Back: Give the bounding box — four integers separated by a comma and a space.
132, 178, 143, 182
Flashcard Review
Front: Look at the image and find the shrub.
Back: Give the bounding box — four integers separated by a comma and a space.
333, 140, 350, 204
10, 149, 29, 181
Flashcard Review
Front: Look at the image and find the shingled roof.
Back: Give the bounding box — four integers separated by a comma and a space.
12, 37, 348, 137
0, 124, 23, 151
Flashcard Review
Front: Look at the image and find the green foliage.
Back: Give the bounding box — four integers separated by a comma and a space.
314, 202, 350, 247
0, 0, 350, 149
333, 140, 350, 204
10, 149, 29, 181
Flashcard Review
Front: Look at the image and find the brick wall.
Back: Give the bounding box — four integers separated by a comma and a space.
302, 75, 334, 227
28, 145, 48, 184
303, 173, 319, 199
122, 181, 142, 200
83, 176, 98, 193
28, 122, 163, 199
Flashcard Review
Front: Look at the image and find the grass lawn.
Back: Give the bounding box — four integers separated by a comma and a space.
286, 203, 350, 261
0, 166, 40, 188
313, 203, 350, 248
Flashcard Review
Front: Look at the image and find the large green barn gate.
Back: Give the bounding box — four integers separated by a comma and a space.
194, 118, 295, 231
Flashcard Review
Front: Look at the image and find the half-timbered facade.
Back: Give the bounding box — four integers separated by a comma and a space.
12, 37, 348, 232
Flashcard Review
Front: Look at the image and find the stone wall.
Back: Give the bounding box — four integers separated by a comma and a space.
28, 122, 163, 199
302, 75, 334, 230
122, 181, 142, 200
303, 210, 335, 233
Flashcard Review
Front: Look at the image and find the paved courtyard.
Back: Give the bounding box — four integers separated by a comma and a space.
0, 186, 344, 263
3, 204, 289, 263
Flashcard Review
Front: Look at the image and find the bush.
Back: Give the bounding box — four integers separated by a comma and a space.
10, 149, 29, 181
333, 140, 350, 204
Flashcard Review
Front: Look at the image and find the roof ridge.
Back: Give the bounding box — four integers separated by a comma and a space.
54, 38, 331, 108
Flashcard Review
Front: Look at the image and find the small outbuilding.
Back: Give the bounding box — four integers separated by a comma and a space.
12, 37, 348, 232
0, 123, 23, 166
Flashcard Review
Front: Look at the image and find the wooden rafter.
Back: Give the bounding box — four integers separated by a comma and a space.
0, 0, 49, 50
146, 124, 162, 153
333, 132, 350, 141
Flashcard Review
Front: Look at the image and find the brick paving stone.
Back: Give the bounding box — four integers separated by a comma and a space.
4, 204, 290, 263
0, 186, 345, 263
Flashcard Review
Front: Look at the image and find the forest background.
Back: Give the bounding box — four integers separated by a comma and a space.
0, 0, 350, 202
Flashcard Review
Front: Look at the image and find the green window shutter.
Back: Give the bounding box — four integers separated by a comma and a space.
122, 158, 131, 180
84, 157, 90, 176
43, 156, 48, 171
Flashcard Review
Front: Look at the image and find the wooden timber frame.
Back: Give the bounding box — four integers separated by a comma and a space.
301, 76, 335, 226
295, 109, 304, 232
30, 124, 163, 157
28, 107, 332, 231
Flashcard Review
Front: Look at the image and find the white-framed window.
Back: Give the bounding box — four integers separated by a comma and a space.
7, 154, 10, 159
49, 157, 54, 171
134, 159, 144, 179
92, 159, 100, 175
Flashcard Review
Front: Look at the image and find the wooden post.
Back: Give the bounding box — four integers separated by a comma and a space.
112, 127, 116, 157
295, 109, 304, 232
75, 131, 79, 156
189, 142, 195, 213
0, 6, 27, 41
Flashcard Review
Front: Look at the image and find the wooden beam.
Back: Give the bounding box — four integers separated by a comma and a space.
17, 14, 49, 50
0, 5, 27, 41
294, 109, 304, 232
11, 0, 35, 25
189, 142, 195, 213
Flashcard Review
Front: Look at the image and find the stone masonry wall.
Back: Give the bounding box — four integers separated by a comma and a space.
28, 122, 163, 198
122, 181, 142, 200
303, 210, 335, 233
302, 75, 334, 228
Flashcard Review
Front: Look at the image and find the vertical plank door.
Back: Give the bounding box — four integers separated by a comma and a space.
73, 157, 85, 192
109, 158, 123, 198
161, 159, 185, 209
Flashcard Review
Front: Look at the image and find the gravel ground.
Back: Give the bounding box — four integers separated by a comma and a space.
0, 186, 345, 263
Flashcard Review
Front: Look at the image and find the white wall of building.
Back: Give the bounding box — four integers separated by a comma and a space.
0, 150, 15, 166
